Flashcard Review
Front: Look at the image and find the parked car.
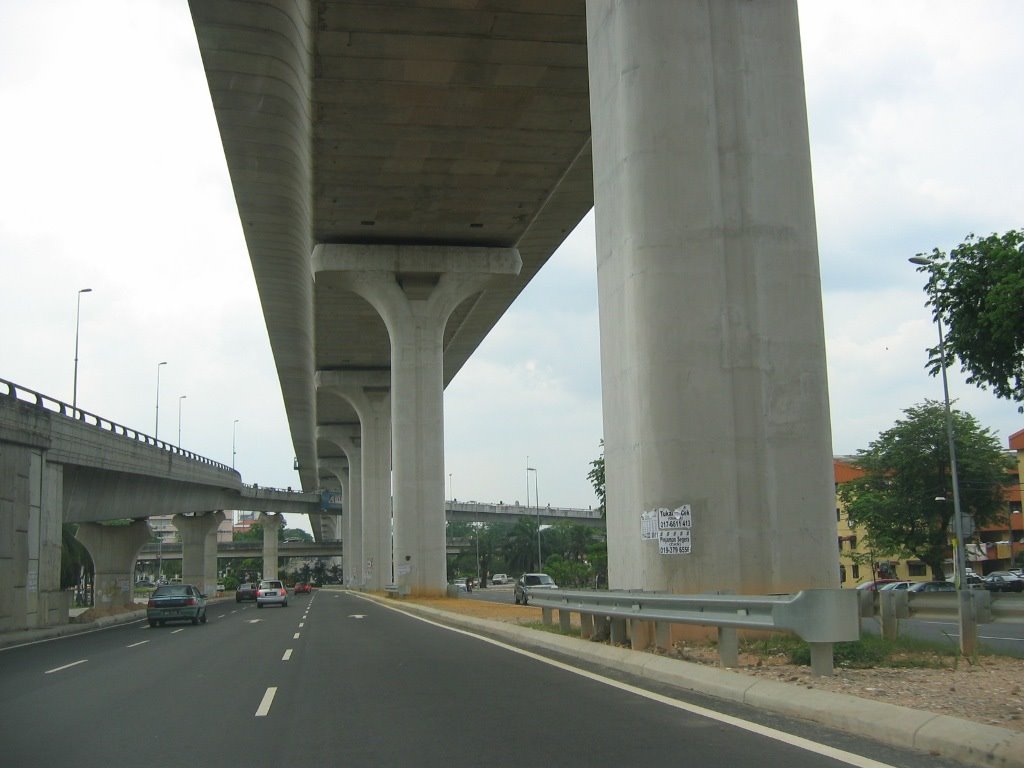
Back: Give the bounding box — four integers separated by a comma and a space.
294, 582, 312, 595
490, 573, 511, 585
855, 579, 901, 591
514, 573, 557, 605
147, 584, 207, 627
983, 574, 1024, 593
135, 579, 156, 589
236, 582, 259, 602
907, 581, 955, 593
878, 581, 914, 591
257, 579, 289, 608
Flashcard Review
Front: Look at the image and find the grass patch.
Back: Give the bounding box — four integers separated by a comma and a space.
740, 633, 959, 669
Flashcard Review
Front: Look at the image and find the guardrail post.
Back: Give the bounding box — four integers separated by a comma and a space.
541, 607, 554, 626
630, 620, 652, 650
610, 617, 627, 645
717, 627, 738, 667
580, 612, 594, 639
559, 609, 572, 633
593, 615, 610, 641
879, 589, 898, 640
655, 621, 671, 651
809, 642, 834, 676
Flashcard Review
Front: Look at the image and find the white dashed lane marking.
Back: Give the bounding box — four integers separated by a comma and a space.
45, 660, 87, 674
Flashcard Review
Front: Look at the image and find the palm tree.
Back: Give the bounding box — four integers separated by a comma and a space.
504, 518, 541, 573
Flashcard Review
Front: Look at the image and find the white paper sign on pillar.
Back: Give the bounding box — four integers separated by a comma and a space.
640, 510, 658, 540
659, 528, 692, 555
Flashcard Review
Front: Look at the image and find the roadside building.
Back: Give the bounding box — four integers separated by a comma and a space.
834, 428, 1023, 587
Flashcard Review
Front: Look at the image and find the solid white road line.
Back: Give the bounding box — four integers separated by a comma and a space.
282, 649, 293, 661
45, 659, 87, 674
126, 641, 149, 648
255, 687, 277, 717
365, 597, 899, 768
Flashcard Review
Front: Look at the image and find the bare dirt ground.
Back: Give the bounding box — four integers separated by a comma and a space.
411, 596, 1024, 733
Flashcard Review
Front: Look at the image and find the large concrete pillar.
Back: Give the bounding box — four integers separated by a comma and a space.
318, 426, 363, 589
258, 512, 284, 580
586, 1, 837, 594
316, 370, 392, 591
314, 247, 521, 596
173, 511, 225, 595
0, 445, 67, 630
76, 520, 151, 609
319, 459, 350, 583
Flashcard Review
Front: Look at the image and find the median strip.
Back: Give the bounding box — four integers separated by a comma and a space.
255, 687, 277, 717
45, 659, 87, 674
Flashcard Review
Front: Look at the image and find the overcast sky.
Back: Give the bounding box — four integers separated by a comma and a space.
1, 2, 1021, 534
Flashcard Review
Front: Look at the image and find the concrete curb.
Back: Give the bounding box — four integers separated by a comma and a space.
361, 594, 1024, 768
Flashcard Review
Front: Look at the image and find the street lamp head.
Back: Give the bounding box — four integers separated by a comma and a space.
908, 256, 933, 266
79, 287, 93, 294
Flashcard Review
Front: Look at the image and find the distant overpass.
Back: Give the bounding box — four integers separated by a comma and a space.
137, 540, 343, 562
447, 501, 603, 527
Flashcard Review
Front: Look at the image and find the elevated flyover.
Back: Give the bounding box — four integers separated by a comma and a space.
0, 379, 320, 523
0, 378, 320, 631
190, 2, 838, 599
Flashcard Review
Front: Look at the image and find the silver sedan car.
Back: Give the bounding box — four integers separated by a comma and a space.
256, 579, 289, 608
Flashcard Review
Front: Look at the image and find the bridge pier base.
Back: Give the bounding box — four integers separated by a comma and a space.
587, 0, 837, 595
76, 519, 151, 609
173, 511, 225, 596
0, 445, 66, 631
319, 430, 363, 590
316, 369, 392, 592
259, 512, 284, 579
314, 245, 521, 597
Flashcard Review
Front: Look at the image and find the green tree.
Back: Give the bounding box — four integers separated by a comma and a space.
588, 440, 606, 517
914, 230, 1024, 410
837, 401, 1014, 580
504, 518, 542, 573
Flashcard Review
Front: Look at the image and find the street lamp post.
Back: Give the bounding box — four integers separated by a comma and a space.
177, 395, 187, 446
527, 463, 540, 571
72, 288, 92, 411
232, 419, 239, 469
154, 361, 167, 441
909, 255, 975, 656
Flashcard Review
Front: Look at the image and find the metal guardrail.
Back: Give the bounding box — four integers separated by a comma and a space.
525, 588, 860, 676
1, 377, 237, 474
870, 588, 1024, 642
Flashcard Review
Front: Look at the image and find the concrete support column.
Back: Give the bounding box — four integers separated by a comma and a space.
314, 245, 521, 596
319, 426, 364, 589
173, 511, 225, 595
76, 520, 151, 609
316, 371, 392, 591
586, 0, 836, 595
0, 445, 67, 630
258, 512, 284, 580
318, 460, 349, 583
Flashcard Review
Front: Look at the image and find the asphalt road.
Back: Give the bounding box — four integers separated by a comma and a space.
0, 591, 969, 767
